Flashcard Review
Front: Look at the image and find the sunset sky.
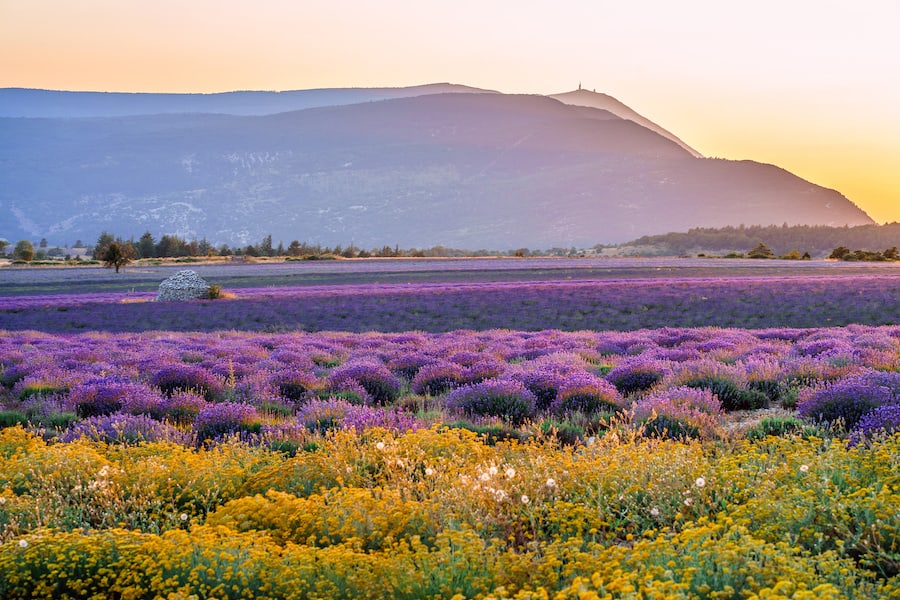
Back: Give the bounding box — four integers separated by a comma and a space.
2, 0, 898, 224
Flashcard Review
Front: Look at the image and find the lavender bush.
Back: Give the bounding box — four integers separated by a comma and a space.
194, 402, 260, 442
549, 372, 623, 416
67, 378, 161, 418
850, 405, 900, 445
410, 362, 465, 396
63, 413, 188, 445
149, 364, 223, 401
327, 361, 401, 405
606, 358, 667, 395
632, 386, 723, 440
797, 371, 897, 429
444, 379, 537, 426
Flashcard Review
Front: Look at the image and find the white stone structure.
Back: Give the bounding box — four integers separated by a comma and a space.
156, 270, 211, 302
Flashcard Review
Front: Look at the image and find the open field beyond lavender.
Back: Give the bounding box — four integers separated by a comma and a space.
1, 258, 898, 332
1, 259, 899, 598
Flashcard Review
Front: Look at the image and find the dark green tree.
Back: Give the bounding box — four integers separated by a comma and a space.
14, 240, 34, 262
137, 231, 156, 258
829, 246, 851, 260
883, 247, 899, 261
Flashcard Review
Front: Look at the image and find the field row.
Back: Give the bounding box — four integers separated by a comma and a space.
1, 273, 898, 332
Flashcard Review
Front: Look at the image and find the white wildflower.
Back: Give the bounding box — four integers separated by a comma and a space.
180, 513, 189, 522
546, 478, 557, 488
505, 467, 516, 479
480, 472, 491, 482
488, 466, 498, 476
799, 464, 809, 473
521, 495, 530, 504
18, 539, 28, 548
425, 467, 435, 477
650, 507, 660, 517
375, 441, 385, 451
684, 497, 693, 507
695, 477, 706, 488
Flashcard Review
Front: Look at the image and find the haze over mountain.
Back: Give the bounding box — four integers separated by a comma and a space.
0, 85, 873, 249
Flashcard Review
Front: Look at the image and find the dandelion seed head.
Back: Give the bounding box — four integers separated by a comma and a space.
505, 467, 516, 479
18, 539, 28, 548
695, 477, 706, 488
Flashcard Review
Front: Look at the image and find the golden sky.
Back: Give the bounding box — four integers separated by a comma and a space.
2, 0, 898, 223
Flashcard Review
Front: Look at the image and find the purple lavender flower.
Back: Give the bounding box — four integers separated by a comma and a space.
327, 361, 401, 405
606, 358, 667, 395
296, 398, 353, 433
550, 372, 623, 416
850, 405, 900, 445
158, 391, 210, 423
633, 386, 723, 439
410, 361, 465, 396
149, 364, 223, 400
388, 352, 435, 380
194, 402, 260, 442
444, 379, 536, 426
269, 369, 321, 401
63, 413, 188, 445
797, 372, 895, 429
68, 377, 157, 418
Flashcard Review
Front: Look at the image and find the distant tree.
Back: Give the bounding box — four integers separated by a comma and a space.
198, 237, 213, 257
747, 243, 775, 259
101, 241, 135, 273
0, 239, 8, 255
260, 234, 274, 257
779, 249, 802, 260
155, 234, 182, 258
14, 240, 34, 262
93, 232, 115, 260
39, 238, 48, 248
883, 247, 899, 261
137, 231, 156, 258
287, 240, 302, 257
829, 246, 851, 260
276, 241, 285, 257
217, 244, 232, 256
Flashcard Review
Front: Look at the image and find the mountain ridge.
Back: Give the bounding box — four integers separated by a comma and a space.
0, 86, 873, 249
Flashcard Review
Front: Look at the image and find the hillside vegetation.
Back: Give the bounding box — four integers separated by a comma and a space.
616, 223, 900, 258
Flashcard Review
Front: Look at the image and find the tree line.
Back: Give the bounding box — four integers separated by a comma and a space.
618, 223, 900, 258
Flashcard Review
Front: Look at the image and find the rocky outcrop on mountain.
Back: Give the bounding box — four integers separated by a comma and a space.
156, 270, 210, 302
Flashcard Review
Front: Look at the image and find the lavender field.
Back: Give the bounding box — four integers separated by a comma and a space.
1, 259, 899, 598
1, 260, 898, 332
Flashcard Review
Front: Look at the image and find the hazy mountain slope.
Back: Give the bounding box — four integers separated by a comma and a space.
0, 84, 494, 118
0, 92, 872, 249
551, 88, 703, 157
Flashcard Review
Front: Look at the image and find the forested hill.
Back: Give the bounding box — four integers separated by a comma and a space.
616, 223, 900, 258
